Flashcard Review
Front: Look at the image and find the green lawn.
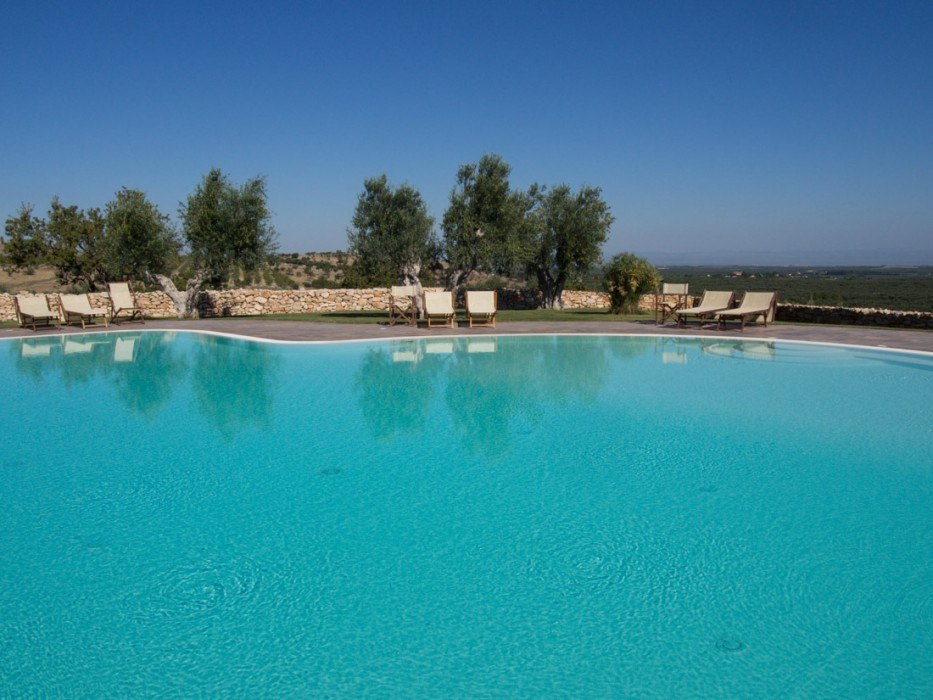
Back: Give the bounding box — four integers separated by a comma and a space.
230, 309, 652, 324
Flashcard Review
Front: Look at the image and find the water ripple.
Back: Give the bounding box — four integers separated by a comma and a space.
136, 557, 264, 620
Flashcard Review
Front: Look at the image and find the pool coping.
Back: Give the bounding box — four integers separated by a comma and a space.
2, 321, 932, 357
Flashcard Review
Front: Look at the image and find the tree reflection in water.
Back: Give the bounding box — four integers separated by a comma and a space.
355, 336, 654, 458
354, 343, 444, 441
192, 334, 281, 439
10, 332, 280, 434
12, 334, 188, 419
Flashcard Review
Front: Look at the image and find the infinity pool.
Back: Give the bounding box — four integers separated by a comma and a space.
1, 332, 930, 696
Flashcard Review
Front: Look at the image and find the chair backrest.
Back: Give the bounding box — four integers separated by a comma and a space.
465, 290, 496, 314
60, 293, 93, 314
699, 290, 734, 309
738, 292, 777, 322
738, 291, 776, 310
423, 291, 454, 314
390, 285, 416, 298
662, 282, 688, 296
108, 282, 136, 309
15, 294, 53, 317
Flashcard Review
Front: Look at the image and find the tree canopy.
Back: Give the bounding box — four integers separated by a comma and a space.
105, 188, 180, 282
525, 184, 614, 308
180, 168, 276, 288
347, 174, 436, 286
1, 204, 47, 273
441, 154, 531, 288
45, 198, 109, 291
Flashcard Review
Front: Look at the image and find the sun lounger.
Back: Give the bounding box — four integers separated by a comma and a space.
389, 285, 417, 326
108, 282, 144, 323
655, 283, 689, 324
716, 292, 777, 331
14, 294, 61, 331
465, 290, 497, 328
59, 293, 109, 329
423, 291, 456, 329
674, 290, 735, 327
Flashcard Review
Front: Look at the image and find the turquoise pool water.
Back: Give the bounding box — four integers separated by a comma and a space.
1, 332, 930, 696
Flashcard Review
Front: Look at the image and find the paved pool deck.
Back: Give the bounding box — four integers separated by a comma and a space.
2, 318, 932, 352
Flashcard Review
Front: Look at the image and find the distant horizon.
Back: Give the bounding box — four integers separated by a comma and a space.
268, 246, 933, 268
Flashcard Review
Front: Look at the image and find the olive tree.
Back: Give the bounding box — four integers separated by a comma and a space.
441, 154, 530, 289
347, 174, 436, 308
146, 169, 277, 318
525, 184, 613, 308
105, 188, 180, 283
604, 253, 659, 313
45, 198, 109, 290
1, 204, 48, 273
183, 169, 276, 288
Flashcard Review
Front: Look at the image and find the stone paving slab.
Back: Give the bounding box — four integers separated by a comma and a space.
2, 318, 931, 352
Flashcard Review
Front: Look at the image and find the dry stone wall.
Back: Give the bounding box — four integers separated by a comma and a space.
2, 289, 930, 329
775, 303, 933, 330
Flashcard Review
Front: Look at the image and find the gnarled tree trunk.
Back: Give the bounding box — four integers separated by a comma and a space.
536, 268, 565, 309
401, 261, 424, 318
147, 272, 205, 319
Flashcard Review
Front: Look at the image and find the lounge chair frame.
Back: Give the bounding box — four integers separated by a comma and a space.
716, 292, 778, 331
675, 290, 735, 328
108, 282, 145, 324
423, 291, 456, 329
655, 283, 689, 325
388, 285, 417, 326
466, 290, 497, 328
58, 293, 110, 329
14, 294, 61, 331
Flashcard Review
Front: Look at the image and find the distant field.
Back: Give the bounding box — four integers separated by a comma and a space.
660, 266, 933, 312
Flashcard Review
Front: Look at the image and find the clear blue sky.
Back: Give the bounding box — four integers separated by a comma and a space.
2, 1, 931, 264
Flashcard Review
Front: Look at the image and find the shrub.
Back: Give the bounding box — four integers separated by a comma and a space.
604, 253, 660, 314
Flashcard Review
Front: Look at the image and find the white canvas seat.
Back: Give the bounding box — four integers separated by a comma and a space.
655, 283, 689, 325
674, 291, 734, 327
716, 292, 777, 331
14, 294, 61, 331
423, 291, 456, 329
108, 282, 144, 323
388, 285, 417, 326
59, 293, 109, 329
465, 290, 497, 328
